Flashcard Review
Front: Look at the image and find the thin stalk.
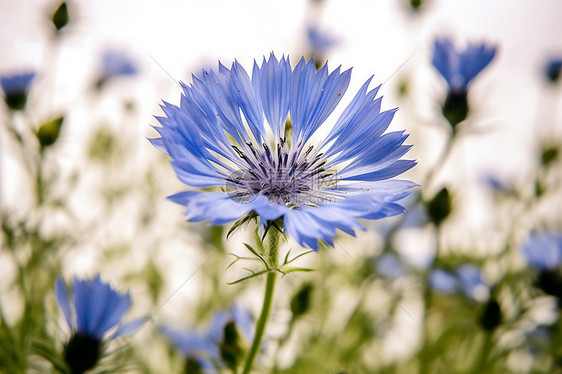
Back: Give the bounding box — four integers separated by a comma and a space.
242, 230, 279, 374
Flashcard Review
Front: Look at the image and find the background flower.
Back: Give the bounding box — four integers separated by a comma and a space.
432, 38, 496, 93
0, 71, 35, 110
55, 275, 142, 373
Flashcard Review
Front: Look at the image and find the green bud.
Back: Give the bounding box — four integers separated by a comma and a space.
409, 0, 423, 11
442, 91, 469, 130
534, 179, 545, 198
36, 116, 63, 150
426, 187, 452, 227
479, 299, 501, 332
4, 92, 27, 111
219, 321, 244, 372
541, 145, 558, 167
290, 283, 313, 319
52, 2, 70, 33
64, 333, 101, 374
537, 269, 562, 302
184, 357, 204, 374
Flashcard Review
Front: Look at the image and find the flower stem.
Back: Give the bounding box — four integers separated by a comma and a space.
242, 229, 279, 374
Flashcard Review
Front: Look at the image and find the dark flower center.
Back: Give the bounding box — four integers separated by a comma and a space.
225, 139, 337, 206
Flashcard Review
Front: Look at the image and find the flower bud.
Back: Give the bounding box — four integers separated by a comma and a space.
52, 2, 69, 33
290, 283, 313, 318
442, 91, 469, 130
426, 187, 452, 227
479, 299, 501, 332
219, 321, 244, 372
64, 333, 101, 374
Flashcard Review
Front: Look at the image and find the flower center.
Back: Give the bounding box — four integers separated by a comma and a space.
225, 139, 336, 206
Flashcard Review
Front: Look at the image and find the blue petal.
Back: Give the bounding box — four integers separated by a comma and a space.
72, 275, 130, 339
324, 102, 393, 161
55, 278, 73, 329
113, 317, 147, 338
432, 39, 458, 89
460, 43, 496, 87
72, 277, 93, 335
229, 61, 265, 142
0, 72, 36, 95
168, 191, 255, 224
321, 76, 378, 147
160, 325, 218, 366
291, 59, 351, 144
91, 288, 130, 339
252, 54, 292, 138
341, 159, 417, 182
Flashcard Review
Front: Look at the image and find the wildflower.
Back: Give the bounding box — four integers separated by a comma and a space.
152, 54, 416, 250
161, 305, 252, 373
0, 71, 35, 110
544, 57, 562, 84
95, 49, 138, 90
522, 232, 562, 271
55, 275, 142, 374
306, 26, 338, 62
429, 268, 458, 293
429, 265, 487, 300
457, 264, 487, 300
523, 233, 562, 302
375, 253, 406, 278
432, 38, 496, 128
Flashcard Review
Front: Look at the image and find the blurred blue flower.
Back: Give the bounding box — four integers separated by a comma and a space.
307, 26, 338, 57
432, 38, 496, 93
544, 57, 562, 83
152, 54, 416, 250
96, 49, 138, 89
55, 275, 143, 373
429, 268, 458, 293
0, 71, 36, 110
375, 253, 406, 278
522, 232, 562, 271
429, 265, 487, 299
55, 275, 141, 340
161, 305, 252, 372
457, 264, 486, 299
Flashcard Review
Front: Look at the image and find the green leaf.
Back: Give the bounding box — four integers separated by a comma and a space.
227, 211, 257, 238
227, 269, 269, 285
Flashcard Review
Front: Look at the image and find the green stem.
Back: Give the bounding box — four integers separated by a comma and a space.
242, 230, 279, 374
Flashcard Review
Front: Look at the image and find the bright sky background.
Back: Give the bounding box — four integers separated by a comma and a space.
2, 0, 561, 171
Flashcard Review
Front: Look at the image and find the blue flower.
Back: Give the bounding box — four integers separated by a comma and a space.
429, 268, 458, 293
432, 38, 496, 93
456, 264, 486, 299
544, 57, 562, 83
0, 71, 36, 110
96, 49, 138, 89
307, 26, 338, 57
375, 253, 406, 278
429, 265, 487, 299
55, 275, 143, 373
522, 232, 562, 271
152, 54, 416, 250
161, 305, 252, 372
